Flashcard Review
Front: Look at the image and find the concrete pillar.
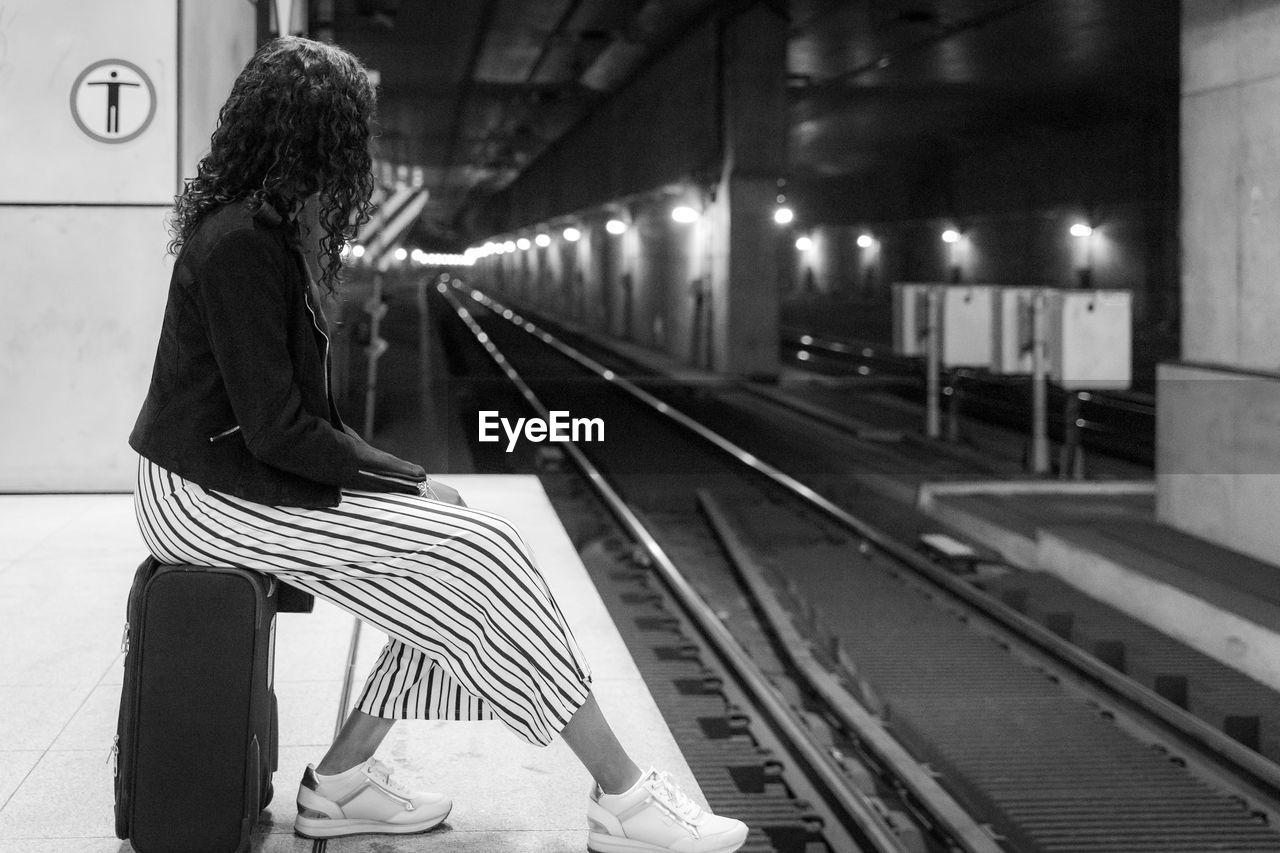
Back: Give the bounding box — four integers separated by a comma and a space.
711, 4, 787, 378
1160, 1, 1280, 563
0, 1, 255, 491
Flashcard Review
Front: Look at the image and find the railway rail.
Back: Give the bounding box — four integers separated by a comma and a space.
778, 327, 1156, 469
424, 278, 1280, 853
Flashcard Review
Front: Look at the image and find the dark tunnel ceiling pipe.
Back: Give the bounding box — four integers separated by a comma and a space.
577, 0, 720, 92
435, 0, 502, 207
802, 0, 1051, 92
526, 0, 588, 84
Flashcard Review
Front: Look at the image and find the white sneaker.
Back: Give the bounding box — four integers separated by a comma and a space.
588, 768, 749, 853
294, 759, 452, 839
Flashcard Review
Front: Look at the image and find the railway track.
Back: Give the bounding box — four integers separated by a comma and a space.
779, 327, 1156, 469
431, 278, 1280, 852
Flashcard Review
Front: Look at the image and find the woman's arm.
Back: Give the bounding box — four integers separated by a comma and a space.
200, 228, 424, 492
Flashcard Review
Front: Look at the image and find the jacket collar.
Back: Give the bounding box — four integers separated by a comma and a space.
249, 198, 302, 245
250, 198, 288, 226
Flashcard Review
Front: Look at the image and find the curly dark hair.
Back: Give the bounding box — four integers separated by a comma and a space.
168, 36, 376, 291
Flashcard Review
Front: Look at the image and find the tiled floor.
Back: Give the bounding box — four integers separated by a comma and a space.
0, 476, 696, 851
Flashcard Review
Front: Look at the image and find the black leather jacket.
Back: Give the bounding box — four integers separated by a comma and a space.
129, 199, 423, 507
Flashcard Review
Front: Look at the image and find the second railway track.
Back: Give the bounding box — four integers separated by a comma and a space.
431, 278, 1280, 852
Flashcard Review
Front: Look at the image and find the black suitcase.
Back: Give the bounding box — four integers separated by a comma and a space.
113, 557, 301, 853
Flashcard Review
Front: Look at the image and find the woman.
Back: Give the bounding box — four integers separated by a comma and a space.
129, 35, 747, 853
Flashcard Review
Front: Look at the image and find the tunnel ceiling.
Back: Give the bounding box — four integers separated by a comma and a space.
327, 0, 1179, 245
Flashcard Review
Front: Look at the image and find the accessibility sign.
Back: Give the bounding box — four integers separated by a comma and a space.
70, 59, 157, 144
1, 0, 176, 203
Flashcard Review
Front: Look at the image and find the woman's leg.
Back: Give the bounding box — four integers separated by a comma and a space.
560, 692, 642, 794
317, 710, 396, 775
317, 691, 640, 793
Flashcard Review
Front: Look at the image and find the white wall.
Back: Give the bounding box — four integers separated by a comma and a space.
1158, 2, 1280, 563
180, 2, 259, 182
1157, 362, 1280, 565
0, 0, 255, 491
0, 207, 172, 489
1182, 0, 1280, 371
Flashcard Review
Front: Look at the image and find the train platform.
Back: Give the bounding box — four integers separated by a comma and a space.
524, 302, 1280, 698
0, 476, 700, 852
917, 480, 1280, 695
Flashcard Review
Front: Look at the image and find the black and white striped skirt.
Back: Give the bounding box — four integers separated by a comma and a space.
133, 456, 592, 747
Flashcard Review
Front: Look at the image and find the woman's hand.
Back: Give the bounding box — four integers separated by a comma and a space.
349, 442, 428, 493
424, 478, 466, 506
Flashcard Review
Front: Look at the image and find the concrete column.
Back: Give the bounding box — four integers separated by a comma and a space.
1160, 1, 1280, 563
711, 4, 787, 377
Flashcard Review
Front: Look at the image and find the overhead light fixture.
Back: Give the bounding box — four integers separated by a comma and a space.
516, 237, 531, 251
671, 206, 699, 224
773, 206, 794, 225
503, 240, 516, 252
535, 233, 551, 248
1070, 222, 1093, 237
795, 236, 813, 251
351, 244, 366, 258
856, 233, 873, 249
393, 247, 408, 262
563, 226, 582, 242
941, 229, 960, 243
605, 219, 628, 235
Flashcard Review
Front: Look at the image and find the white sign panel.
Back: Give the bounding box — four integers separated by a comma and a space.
939, 285, 997, 368
0, 0, 177, 203
1050, 290, 1132, 390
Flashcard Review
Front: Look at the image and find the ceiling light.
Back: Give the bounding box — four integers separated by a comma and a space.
605, 219, 627, 235
1070, 223, 1093, 237
351, 244, 366, 258
795, 236, 813, 251
671, 206, 699, 224
563, 227, 582, 242
857, 233, 873, 248
516, 237, 531, 251
393, 247, 408, 261
503, 240, 516, 252
535, 234, 551, 248
773, 206, 794, 225
941, 229, 960, 243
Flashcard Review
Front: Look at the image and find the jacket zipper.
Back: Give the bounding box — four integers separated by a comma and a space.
209, 425, 241, 442
357, 469, 420, 488
297, 253, 332, 401
303, 292, 331, 399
